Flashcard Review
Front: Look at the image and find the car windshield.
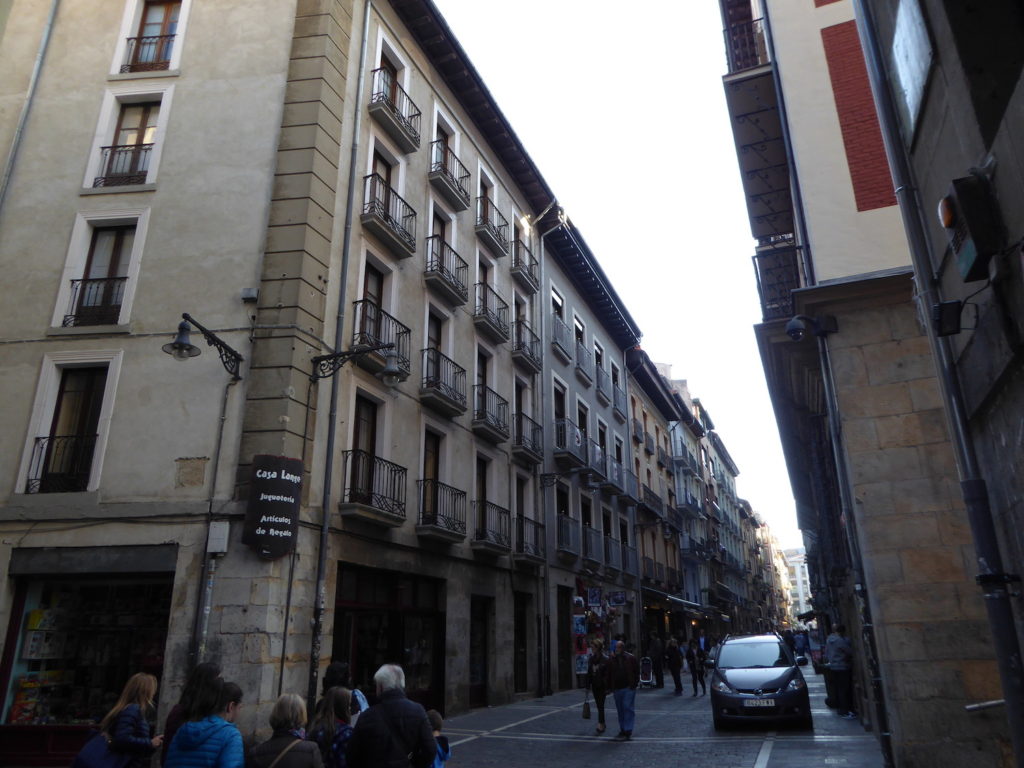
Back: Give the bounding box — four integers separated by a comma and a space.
717, 641, 791, 669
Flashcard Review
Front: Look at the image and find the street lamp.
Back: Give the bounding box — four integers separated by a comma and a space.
310, 342, 400, 384
162, 312, 244, 380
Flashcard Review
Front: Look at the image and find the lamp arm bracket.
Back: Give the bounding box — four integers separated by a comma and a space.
310, 341, 394, 380
182, 313, 244, 380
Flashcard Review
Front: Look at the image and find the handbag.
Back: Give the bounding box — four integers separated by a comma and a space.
72, 731, 132, 768
582, 689, 591, 720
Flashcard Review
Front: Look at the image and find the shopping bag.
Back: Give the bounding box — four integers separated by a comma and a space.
72, 731, 132, 768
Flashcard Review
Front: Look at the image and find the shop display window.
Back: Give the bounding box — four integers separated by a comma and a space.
2, 577, 172, 726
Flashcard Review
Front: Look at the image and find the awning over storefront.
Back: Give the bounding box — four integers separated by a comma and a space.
797, 609, 816, 622
642, 586, 704, 615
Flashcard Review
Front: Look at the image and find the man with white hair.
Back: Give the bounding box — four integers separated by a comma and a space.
345, 664, 435, 768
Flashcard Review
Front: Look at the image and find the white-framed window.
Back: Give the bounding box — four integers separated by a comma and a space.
84, 84, 174, 188
15, 350, 123, 495
111, 0, 193, 75
51, 208, 150, 329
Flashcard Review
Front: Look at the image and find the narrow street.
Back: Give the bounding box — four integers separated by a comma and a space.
443, 672, 884, 767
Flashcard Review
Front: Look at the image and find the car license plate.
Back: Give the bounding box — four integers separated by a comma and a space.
743, 698, 774, 707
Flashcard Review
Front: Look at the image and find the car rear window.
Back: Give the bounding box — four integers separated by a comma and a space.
717, 641, 790, 669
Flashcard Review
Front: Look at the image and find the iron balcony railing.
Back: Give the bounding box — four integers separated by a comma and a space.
512, 320, 541, 368
613, 384, 627, 417
121, 34, 175, 72
511, 239, 538, 286
623, 469, 640, 502
642, 556, 655, 580
644, 431, 655, 454
370, 67, 421, 143
667, 506, 683, 531
642, 483, 664, 516
622, 543, 638, 574
63, 277, 127, 327
473, 384, 509, 435
595, 367, 610, 401
516, 515, 544, 559
425, 235, 468, 302
474, 282, 510, 337
557, 514, 579, 555
583, 525, 602, 563
655, 562, 666, 583
513, 412, 543, 456
657, 445, 670, 468
421, 348, 466, 407
753, 247, 801, 321
342, 449, 407, 519
551, 314, 572, 358
574, 341, 593, 381
553, 418, 587, 463
587, 439, 605, 477
363, 173, 417, 251
94, 144, 152, 187
352, 300, 411, 375
604, 457, 624, 491
429, 140, 470, 205
723, 17, 770, 74
25, 434, 97, 493
418, 479, 466, 535
473, 500, 511, 548
667, 566, 680, 590
476, 196, 509, 252
631, 419, 644, 443
604, 537, 622, 570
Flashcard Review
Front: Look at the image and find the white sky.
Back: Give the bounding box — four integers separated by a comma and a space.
430, 0, 802, 547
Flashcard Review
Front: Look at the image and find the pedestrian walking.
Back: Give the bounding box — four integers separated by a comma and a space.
666, 637, 684, 695
425, 710, 450, 768
685, 639, 706, 696
605, 640, 639, 741
308, 686, 354, 768
161, 662, 221, 766
647, 632, 664, 688
586, 637, 610, 734
825, 624, 856, 718
794, 629, 810, 658
74, 672, 164, 768
345, 664, 435, 768
164, 680, 245, 768
250, 694, 323, 768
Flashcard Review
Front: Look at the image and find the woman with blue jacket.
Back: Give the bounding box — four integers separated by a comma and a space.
99, 673, 164, 768
164, 680, 245, 768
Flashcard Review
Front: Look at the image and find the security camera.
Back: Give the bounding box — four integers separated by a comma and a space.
785, 316, 807, 341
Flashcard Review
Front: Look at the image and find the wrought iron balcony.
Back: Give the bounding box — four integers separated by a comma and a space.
655, 562, 666, 584
723, 17, 770, 74
753, 246, 801, 321
642, 555, 655, 581
631, 419, 644, 443
644, 431, 655, 455
473, 283, 510, 342
552, 418, 586, 468
420, 348, 466, 417
550, 314, 572, 362
63, 277, 127, 327
361, 173, 417, 258
511, 320, 542, 373
416, 479, 466, 542
351, 299, 411, 379
622, 543, 638, 579
472, 500, 511, 553
428, 140, 470, 210
511, 239, 539, 293
641, 483, 664, 517
657, 445, 670, 468
612, 384, 627, 421
121, 34, 175, 72
667, 506, 684, 531
583, 525, 602, 566
667, 566, 680, 591
512, 412, 543, 464
604, 537, 621, 572
574, 342, 593, 385
93, 143, 152, 187
515, 515, 545, 563
340, 449, 407, 526
587, 439, 606, 479
595, 367, 611, 405
623, 469, 641, 504
25, 434, 97, 493
601, 457, 624, 495
475, 196, 509, 256
368, 67, 421, 152
556, 514, 579, 558
424, 235, 468, 305
472, 385, 509, 443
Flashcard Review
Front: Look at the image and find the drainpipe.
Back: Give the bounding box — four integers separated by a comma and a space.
853, 3, 1024, 761
0, 0, 60, 216
306, 0, 373, 711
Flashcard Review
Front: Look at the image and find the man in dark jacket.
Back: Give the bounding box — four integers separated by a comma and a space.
346, 664, 435, 768
606, 640, 640, 741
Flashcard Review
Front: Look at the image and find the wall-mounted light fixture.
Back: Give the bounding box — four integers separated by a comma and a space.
784, 314, 837, 342
162, 312, 244, 380
310, 342, 400, 386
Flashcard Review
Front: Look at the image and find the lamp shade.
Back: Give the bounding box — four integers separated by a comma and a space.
162, 320, 201, 361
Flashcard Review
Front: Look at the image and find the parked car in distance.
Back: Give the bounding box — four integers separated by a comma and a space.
707, 633, 812, 730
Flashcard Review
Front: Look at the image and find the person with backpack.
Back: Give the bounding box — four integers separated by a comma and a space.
345, 664, 435, 768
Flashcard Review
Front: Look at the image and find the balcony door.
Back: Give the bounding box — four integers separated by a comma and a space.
350, 395, 377, 505
37, 367, 107, 493
359, 264, 383, 344
110, 102, 160, 180
75, 226, 133, 325
371, 150, 393, 217
134, 1, 180, 67
475, 456, 488, 537
422, 430, 440, 523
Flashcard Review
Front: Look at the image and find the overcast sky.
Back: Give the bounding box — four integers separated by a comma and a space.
430, 0, 802, 548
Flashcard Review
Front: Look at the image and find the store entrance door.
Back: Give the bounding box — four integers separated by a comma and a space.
513, 592, 528, 693
468, 596, 489, 708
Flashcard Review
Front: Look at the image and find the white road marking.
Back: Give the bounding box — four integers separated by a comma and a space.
448, 701, 581, 746
753, 733, 777, 768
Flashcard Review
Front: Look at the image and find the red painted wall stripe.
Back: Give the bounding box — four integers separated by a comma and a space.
821, 20, 896, 211
815, 0, 843, 7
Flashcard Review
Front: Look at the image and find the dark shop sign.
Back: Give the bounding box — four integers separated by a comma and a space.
242, 454, 302, 559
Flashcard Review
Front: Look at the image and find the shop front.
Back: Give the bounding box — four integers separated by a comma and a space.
0, 545, 176, 766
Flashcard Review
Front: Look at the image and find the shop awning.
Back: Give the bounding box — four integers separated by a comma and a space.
642, 586, 702, 611
797, 609, 816, 621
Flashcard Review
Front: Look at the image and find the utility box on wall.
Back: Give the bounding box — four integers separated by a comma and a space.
937, 174, 1004, 282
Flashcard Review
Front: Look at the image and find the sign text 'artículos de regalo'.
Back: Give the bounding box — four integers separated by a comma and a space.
242, 454, 303, 559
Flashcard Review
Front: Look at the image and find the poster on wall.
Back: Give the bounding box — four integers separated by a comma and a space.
609, 591, 626, 607
575, 653, 589, 675
587, 586, 602, 607
242, 454, 303, 559
572, 615, 587, 636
